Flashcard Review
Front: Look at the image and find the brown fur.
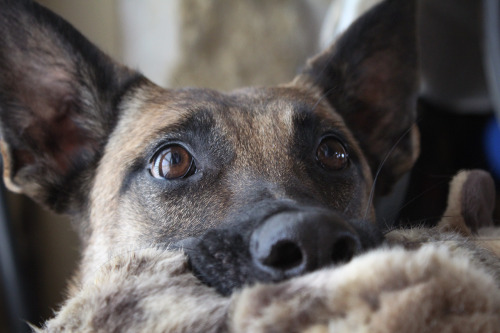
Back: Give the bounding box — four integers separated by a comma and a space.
39, 250, 229, 332
77, 84, 375, 289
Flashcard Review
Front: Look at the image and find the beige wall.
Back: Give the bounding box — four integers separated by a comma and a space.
37, 0, 123, 60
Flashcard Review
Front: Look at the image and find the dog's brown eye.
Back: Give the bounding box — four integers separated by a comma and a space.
150, 145, 195, 179
316, 137, 349, 171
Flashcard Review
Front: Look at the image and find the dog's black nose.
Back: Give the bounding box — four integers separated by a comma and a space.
250, 211, 361, 279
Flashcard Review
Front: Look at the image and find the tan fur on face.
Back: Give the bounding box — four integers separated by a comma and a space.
218, 86, 373, 213
80, 83, 376, 286
84, 82, 195, 283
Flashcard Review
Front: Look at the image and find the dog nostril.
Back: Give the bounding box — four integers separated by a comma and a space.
262, 240, 303, 270
331, 235, 358, 264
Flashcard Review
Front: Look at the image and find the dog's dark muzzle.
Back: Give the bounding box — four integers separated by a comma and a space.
179, 203, 382, 295
250, 209, 361, 280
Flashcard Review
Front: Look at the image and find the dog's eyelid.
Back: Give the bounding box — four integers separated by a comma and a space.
317, 131, 350, 149
147, 137, 195, 161
150, 135, 184, 153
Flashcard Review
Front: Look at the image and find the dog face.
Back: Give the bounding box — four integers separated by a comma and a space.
0, 0, 418, 295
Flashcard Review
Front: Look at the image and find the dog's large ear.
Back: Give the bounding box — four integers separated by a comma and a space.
296, 0, 419, 195
0, 0, 142, 213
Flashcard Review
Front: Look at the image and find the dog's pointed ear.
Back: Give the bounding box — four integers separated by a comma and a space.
296, 0, 419, 195
0, 0, 143, 213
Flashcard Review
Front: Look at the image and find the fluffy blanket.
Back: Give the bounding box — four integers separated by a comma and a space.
39, 170, 500, 332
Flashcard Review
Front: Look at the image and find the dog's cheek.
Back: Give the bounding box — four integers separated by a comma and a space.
308, 160, 373, 221
113, 172, 234, 246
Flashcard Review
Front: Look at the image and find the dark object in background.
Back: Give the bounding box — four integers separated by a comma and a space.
395, 0, 500, 228
397, 104, 496, 228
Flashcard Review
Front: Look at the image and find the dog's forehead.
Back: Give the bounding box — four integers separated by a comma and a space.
100, 84, 358, 188
219, 86, 345, 131
117, 84, 346, 147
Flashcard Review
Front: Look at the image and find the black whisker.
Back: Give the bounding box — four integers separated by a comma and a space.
311, 86, 337, 112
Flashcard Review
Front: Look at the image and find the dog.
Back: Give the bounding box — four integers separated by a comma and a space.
0, 0, 418, 300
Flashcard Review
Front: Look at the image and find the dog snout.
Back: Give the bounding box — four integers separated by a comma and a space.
250, 211, 361, 280
182, 204, 381, 295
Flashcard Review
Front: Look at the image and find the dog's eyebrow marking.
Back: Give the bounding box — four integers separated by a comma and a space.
291, 106, 317, 127
291, 105, 348, 141
148, 108, 216, 144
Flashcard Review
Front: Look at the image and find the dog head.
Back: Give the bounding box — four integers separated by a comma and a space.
0, 0, 418, 295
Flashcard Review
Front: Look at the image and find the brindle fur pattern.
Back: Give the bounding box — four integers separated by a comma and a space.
1, 0, 418, 299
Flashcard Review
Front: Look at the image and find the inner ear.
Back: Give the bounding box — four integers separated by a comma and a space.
23, 99, 96, 176
0, 0, 143, 213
